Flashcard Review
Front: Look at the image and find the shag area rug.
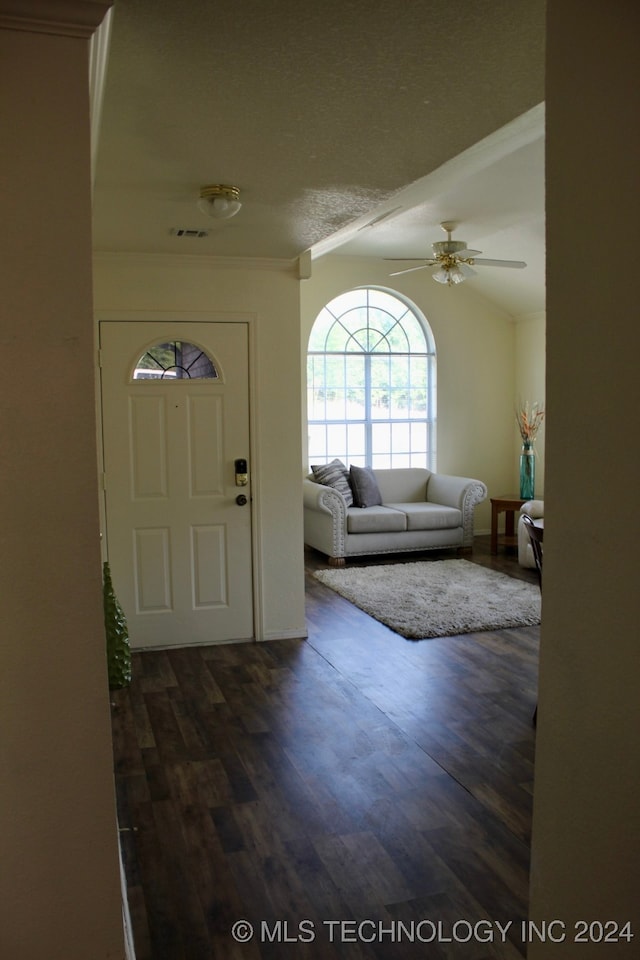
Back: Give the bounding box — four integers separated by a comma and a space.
314, 559, 541, 639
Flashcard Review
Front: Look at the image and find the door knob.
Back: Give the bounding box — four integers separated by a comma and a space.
236, 494, 248, 506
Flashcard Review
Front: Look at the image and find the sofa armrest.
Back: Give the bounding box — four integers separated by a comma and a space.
303, 477, 348, 517
519, 499, 544, 520
426, 473, 487, 509
426, 474, 488, 547
303, 478, 348, 560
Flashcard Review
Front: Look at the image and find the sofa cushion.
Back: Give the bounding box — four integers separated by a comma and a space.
349, 465, 383, 508
311, 458, 353, 506
347, 505, 407, 534
373, 467, 431, 503
384, 502, 462, 531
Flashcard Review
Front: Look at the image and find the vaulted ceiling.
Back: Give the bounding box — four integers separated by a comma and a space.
92, 0, 546, 315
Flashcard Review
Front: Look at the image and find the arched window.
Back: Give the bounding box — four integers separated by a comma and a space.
132, 340, 218, 380
307, 287, 436, 469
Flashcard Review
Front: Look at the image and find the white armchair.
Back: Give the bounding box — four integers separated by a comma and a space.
518, 500, 544, 567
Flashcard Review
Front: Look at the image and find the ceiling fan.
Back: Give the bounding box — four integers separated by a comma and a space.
387, 221, 526, 286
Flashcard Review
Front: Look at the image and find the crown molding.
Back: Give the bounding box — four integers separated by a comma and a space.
92, 251, 299, 274
0, 0, 112, 38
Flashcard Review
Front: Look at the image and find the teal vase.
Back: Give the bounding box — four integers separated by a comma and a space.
519, 443, 535, 500
103, 561, 131, 689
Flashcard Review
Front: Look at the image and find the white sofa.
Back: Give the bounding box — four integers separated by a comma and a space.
303, 466, 487, 566
518, 499, 544, 568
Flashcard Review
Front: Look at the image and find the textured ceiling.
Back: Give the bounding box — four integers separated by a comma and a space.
92, 0, 546, 313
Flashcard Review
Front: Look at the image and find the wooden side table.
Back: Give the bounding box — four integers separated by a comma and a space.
490, 495, 526, 554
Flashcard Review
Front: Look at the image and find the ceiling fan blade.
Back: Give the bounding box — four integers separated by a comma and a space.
471, 258, 527, 268
389, 263, 432, 276
456, 248, 482, 258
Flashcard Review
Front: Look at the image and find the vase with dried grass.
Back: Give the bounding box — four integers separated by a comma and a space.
516, 401, 544, 499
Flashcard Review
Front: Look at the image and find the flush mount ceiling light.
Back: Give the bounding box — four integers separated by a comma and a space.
197, 184, 242, 220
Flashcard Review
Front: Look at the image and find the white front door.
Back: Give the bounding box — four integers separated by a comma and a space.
100, 320, 253, 649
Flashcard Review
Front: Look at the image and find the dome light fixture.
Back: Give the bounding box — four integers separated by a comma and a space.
197, 184, 242, 220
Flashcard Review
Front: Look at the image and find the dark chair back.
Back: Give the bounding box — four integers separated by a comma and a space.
522, 513, 543, 726
522, 514, 544, 587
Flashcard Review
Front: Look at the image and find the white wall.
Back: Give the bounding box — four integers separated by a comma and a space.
301, 255, 525, 531
529, 2, 640, 952
0, 13, 124, 960
93, 254, 307, 642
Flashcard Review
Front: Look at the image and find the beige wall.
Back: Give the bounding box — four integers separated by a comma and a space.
529, 2, 640, 953
0, 14, 123, 960
93, 254, 307, 642
300, 255, 534, 531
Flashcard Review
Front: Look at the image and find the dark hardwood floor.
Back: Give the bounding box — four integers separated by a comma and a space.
111, 537, 539, 960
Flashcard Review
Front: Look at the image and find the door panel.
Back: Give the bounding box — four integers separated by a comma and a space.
100, 320, 253, 649
187, 394, 224, 496
133, 527, 172, 613
129, 395, 168, 498
191, 524, 226, 606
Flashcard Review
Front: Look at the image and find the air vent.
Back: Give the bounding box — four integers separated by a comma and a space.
170, 228, 210, 238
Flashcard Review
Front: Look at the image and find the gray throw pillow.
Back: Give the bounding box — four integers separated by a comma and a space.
349, 465, 382, 508
311, 458, 354, 506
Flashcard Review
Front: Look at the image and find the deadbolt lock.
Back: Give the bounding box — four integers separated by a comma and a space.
234, 458, 248, 486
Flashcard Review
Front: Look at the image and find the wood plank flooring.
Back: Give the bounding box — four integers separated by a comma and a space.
111, 537, 539, 960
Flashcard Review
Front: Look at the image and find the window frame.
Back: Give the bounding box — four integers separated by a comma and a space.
131, 339, 219, 381
306, 287, 436, 470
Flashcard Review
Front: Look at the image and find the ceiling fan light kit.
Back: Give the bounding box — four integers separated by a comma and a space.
433, 263, 465, 285
197, 184, 242, 220
388, 221, 526, 286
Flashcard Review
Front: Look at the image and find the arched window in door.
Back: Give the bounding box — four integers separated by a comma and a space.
132, 340, 219, 380
307, 287, 436, 469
